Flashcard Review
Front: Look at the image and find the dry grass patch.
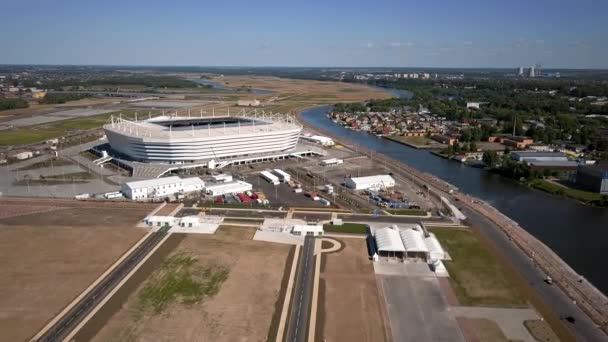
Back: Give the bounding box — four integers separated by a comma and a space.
524, 319, 560, 342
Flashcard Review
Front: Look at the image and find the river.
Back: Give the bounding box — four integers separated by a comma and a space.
299, 102, 608, 296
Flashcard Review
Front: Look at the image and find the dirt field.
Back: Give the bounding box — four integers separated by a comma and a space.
318, 238, 390, 342
0, 206, 150, 341
208, 75, 392, 113
91, 229, 291, 342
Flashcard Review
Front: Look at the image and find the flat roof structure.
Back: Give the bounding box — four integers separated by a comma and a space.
205, 180, 252, 197
345, 175, 396, 190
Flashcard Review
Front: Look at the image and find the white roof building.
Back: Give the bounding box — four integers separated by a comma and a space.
302, 135, 335, 146
399, 228, 430, 260
205, 180, 252, 197
345, 175, 395, 190
424, 233, 446, 261
121, 176, 204, 200
374, 227, 405, 256
211, 174, 233, 183
291, 224, 324, 236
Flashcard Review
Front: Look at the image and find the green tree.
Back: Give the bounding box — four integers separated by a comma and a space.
482, 151, 499, 167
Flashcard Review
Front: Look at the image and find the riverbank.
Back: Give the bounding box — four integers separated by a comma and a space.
297, 106, 608, 338
383, 135, 445, 149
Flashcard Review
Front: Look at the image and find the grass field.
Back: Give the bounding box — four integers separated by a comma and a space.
0, 109, 150, 146
430, 227, 528, 307
385, 208, 428, 216
92, 232, 291, 342
136, 252, 229, 315
529, 179, 606, 205
323, 223, 368, 234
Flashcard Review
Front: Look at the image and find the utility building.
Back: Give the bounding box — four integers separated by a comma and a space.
121, 176, 204, 200
345, 175, 395, 191
205, 180, 253, 197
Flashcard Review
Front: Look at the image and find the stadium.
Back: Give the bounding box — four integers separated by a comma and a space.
103, 113, 302, 163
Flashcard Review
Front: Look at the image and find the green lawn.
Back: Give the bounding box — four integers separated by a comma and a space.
136, 252, 228, 315
529, 179, 606, 206
0, 109, 148, 146
431, 227, 528, 307
323, 223, 368, 234
386, 208, 428, 216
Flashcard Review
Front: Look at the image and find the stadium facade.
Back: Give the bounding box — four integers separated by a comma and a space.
103, 113, 302, 163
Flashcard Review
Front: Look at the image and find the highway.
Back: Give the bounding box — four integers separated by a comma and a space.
36, 226, 170, 342
285, 235, 315, 342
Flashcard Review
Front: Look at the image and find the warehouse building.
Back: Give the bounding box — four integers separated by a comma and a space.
205, 180, 252, 196
121, 176, 205, 200
577, 164, 608, 194
345, 174, 395, 190
374, 226, 405, 259
511, 151, 568, 163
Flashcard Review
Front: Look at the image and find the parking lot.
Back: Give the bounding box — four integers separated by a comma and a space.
243, 173, 329, 207
377, 274, 464, 342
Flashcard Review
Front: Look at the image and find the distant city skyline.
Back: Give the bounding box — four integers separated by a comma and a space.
1, 0, 607, 69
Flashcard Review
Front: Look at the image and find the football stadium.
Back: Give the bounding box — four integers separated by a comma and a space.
103, 113, 302, 163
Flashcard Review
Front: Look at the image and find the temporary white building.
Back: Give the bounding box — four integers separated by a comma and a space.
122, 176, 205, 200
399, 228, 429, 261
144, 215, 177, 227
345, 175, 395, 190
374, 227, 405, 258
291, 224, 324, 236
302, 135, 335, 146
424, 233, 446, 261
182, 177, 206, 193
205, 180, 253, 197
321, 158, 343, 166
211, 174, 233, 183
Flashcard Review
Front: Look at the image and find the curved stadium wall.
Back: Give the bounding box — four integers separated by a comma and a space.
103, 115, 302, 163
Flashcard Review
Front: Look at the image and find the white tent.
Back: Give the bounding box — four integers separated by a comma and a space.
399, 228, 429, 261
375, 227, 405, 258
424, 233, 446, 260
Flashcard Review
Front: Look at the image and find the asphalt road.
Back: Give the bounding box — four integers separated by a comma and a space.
461, 206, 608, 342
339, 213, 447, 224
285, 235, 315, 342
36, 228, 169, 342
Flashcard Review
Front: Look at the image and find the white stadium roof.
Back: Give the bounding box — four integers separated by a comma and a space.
399, 228, 429, 253
375, 227, 405, 252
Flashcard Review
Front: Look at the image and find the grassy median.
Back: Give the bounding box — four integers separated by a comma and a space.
323, 223, 368, 234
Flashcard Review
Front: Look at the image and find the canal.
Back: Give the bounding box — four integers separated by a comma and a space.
299, 104, 608, 295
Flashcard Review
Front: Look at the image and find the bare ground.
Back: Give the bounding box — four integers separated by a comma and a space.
91, 231, 291, 342
0, 206, 150, 341
318, 238, 390, 342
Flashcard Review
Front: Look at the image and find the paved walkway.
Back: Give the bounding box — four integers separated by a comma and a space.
448, 306, 539, 342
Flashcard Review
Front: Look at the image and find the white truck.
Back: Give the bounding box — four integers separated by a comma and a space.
273, 169, 291, 182
260, 171, 280, 185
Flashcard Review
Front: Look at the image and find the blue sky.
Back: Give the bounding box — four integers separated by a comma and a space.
1, 0, 607, 68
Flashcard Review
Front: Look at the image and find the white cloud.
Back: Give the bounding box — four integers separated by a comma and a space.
362, 42, 375, 48
463, 41, 473, 46
387, 41, 415, 48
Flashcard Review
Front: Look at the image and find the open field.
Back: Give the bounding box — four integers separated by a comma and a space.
92, 231, 291, 342
529, 178, 606, 205
385, 135, 446, 149
0, 206, 149, 341
318, 238, 389, 342
208, 75, 392, 113
0, 109, 152, 146
430, 227, 528, 307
